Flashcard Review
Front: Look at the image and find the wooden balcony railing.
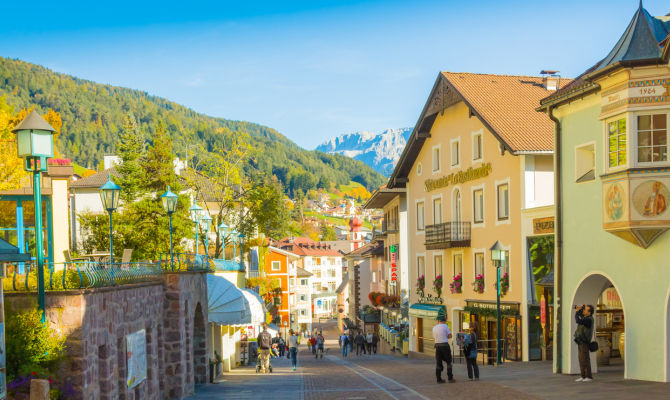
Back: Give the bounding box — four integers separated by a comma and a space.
424, 221, 471, 250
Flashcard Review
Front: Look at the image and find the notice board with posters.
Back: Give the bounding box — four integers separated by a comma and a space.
126, 329, 147, 389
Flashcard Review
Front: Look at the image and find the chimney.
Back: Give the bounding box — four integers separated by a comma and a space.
540, 70, 560, 91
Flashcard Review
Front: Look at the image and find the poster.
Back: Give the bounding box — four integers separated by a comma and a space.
126, 329, 147, 389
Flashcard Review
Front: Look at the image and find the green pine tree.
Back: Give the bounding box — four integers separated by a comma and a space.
116, 112, 146, 201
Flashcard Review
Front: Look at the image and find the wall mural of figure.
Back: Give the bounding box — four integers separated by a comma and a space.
606, 183, 624, 221
633, 180, 669, 218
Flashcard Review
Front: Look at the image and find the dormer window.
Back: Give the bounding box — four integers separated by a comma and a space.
608, 118, 627, 168
637, 114, 667, 164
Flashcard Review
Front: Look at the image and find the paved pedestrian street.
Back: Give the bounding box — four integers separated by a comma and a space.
187, 321, 670, 400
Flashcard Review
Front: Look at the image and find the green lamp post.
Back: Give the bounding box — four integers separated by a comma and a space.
199, 214, 212, 256
490, 240, 506, 365
12, 110, 57, 323
237, 232, 246, 268
161, 187, 179, 270
217, 221, 229, 259
189, 202, 203, 255
99, 176, 121, 271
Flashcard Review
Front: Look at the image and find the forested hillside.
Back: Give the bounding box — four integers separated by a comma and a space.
0, 57, 386, 193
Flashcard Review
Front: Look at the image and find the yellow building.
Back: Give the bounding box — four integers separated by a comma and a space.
388, 72, 564, 361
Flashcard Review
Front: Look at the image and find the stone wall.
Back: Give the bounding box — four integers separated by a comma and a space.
5, 272, 208, 400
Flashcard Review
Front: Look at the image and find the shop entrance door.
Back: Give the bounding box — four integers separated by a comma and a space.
487, 320, 496, 365
417, 318, 423, 353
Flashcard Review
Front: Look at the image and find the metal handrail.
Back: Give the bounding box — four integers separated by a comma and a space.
3, 261, 162, 291
425, 221, 471, 248
158, 253, 215, 272
212, 259, 245, 272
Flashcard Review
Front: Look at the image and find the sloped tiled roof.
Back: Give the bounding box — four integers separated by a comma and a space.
443, 72, 568, 152
70, 167, 120, 188
276, 237, 341, 257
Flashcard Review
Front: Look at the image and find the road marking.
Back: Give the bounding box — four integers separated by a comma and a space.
325, 355, 431, 400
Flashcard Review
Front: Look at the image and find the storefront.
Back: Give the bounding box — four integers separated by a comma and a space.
409, 303, 446, 354
464, 300, 522, 362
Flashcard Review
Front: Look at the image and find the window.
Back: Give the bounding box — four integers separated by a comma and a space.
473, 189, 484, 223
472, 131, 483, 161
300, 309, 306, 316
416, 201, 425, 231
434, 255, 443, 278
475, 252, 485, 280
451, 140, 460, 166
372, 271, 377, 282
417, 256, 425, 278
433, 197, 442, 224
299, 294, 307, 302
608, 118, 627, 167
271, 261, 281, 271
274, 297, 282, 306
575, 143, 595, 182
289, 278, 295, 287
417, 162, 422, 176
300, 279, 308, 286
453, 254, 462, 277
501, 250, 510, 276
497, 183, 509, 220
315, 257, 322, 266
315, 270, 321, 278
432, 146, 441, 172
637, 114, 667, 163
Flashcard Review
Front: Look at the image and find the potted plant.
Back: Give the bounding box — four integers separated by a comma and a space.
209, 351, 222, 382
416, 275, 425, 297
449, 273, 463, 294
493, 272, 510, 296
473, 274, 485, 294
433, 274, 443, 298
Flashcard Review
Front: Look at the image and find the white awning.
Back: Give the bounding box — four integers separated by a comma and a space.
207, 274, 266, 327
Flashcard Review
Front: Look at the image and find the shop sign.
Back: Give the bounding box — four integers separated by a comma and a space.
126, 329, 147, 389
390, 248, 397, 283
540, 294, 546, 328
466, 300, 519, 313
418, 293, 443, 305
533, 217, 555, 235
424, 162, 492, 192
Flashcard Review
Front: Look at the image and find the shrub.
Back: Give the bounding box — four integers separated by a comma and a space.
6, 308, 67, 379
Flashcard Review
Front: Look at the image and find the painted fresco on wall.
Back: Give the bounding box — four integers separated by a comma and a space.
632, 180, 669, 218
604, 182, 626, 222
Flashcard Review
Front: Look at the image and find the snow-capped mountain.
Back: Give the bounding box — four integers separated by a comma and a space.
316, 128, 412, 177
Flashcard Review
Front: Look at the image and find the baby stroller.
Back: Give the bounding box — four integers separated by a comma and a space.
255, 352, 273, 373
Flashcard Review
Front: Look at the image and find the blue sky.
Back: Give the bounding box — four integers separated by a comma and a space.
0, 1, 666, 149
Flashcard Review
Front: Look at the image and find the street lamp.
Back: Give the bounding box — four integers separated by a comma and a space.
161, 186, 178, 270
199, 214, 212, 256
99, 175, 121, 268
12, 110, 56, 323
230, 228, 238, 262
217, 221, 229, 259
189, 202, 203, 255
490, 240, 506, 365
237, 232, 245, 267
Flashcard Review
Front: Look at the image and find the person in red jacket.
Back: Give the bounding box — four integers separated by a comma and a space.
310, 335, 317, 355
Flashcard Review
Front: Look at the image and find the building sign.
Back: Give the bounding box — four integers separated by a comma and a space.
390, 245, 397, 283
540, 294, 546, 328
418, 293, 443, 305
601, 78, 670, 115
126, 329, 147, 389
465, 300, 519, 314
533, 217, 555, 235
424, 163, 492, 192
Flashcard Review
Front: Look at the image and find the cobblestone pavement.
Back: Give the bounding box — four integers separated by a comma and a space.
187, 320, 670, 400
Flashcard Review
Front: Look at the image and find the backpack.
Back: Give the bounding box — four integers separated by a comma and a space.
259, 332, 272, 349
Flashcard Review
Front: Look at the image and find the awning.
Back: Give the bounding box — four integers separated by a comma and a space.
409, 303, 446, 320
207, 274, 267, 327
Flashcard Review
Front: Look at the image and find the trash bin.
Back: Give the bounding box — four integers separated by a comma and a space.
596, 336, 610, 366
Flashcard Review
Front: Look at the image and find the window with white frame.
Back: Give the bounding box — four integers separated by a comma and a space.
271, 261, 281, 271
608, 118, 627, 168
501, 250, 510, 276
637, 114, 667, 163
451, 140, 460, 166
497, 183, 509, 220
475, 252, 485, 280
433, 197, 442, 224
300, 309, 307, 316
289, 278, 295, 287
473, 188, 484, 223
472, 131, 483, 161
575, 143, 595, 183
417, 162, 423, 176
300, 294, 307, 302
417, 256, 425, 278
300, 279, 308, 286
453, 254, 463, 277
416, 201, 425, 231
432, 146, 441, 172
434, 254, 443, 278
372, 271, 376, 282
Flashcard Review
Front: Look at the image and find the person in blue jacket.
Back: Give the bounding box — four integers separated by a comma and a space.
463, 324, 480, 381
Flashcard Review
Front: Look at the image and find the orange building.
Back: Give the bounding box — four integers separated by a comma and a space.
264, 246, 299, 335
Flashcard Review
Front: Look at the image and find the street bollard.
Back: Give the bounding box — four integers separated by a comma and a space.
30, 379, 50, 400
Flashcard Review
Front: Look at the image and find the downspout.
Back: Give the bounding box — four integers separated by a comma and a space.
547, 105, 563, 373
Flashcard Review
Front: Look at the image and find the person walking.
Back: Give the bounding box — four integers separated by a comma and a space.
310, 335, 317, 356
463, 324, 479, 381
257, 324, 273, 374
288, 329, 300, 371
574, 304, 594, 382
433, 315, 454, 383
341, 332, 350, 358
355, 331, 366, 356
316, 332, 325, 359
276, 333, 286, 358
372, 332, 379, 354
348, 331, 355, 353
366, 331, 373, 355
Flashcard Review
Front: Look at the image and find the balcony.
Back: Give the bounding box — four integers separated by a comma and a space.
383, 220, 399, 234
424, 221, 471, 250
602, 168, 670, 248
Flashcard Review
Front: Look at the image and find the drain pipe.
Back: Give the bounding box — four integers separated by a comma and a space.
548, 106, 563, 373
